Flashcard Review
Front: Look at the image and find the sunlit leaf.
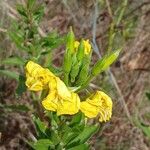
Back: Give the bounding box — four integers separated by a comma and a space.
30, 139, 54, 150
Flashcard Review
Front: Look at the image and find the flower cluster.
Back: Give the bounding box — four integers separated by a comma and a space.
25, 61, 112, 122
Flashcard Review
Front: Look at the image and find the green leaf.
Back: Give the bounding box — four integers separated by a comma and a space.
140, 124, 150, 138
134, 117, 150, 139
0, 104, 30, 112
68, 143, 89, 150
30, 139, 54, 150
67, 125, 99, 148
41, 32, 64, 50
91, 48, 121, 76
16, 75, 27, 95
49, 130, 60, 145
146, 92, 150, 101
69, 112, 85, 127
63, 132, 79, 146
0, 70, 19, 81
8, 30, 27, 51
33, 5, 44, 22
27, 0, 36, 9
16, 4, 27, 17
2, 57, 26, 66
33, 116, 47, 138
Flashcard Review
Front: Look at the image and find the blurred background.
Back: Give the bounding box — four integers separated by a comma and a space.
0, 0, 150, 149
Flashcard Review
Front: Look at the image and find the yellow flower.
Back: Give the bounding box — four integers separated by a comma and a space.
80, 91, 112, 122
74, 39, 91, 55
42, 77, 80, 115
25, 61, 54, 91
74, 41, 80, 51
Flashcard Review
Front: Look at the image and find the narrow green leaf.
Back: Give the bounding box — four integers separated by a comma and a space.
63, 132, 79, 146
0, 70, 19, 81
16, 75, 27, 95
16, 4, 27, 17
69, 112, 85, 127
134, 117, 150, 139
33, 116, 47, 138
68, 143, 89, 150
33, 5, 44, 22
91, 48, 121, 76
27, 0, 36, 9
66, 27, 75, 54
2, 57, 26, 66
30, 139, 54, 150
67, 125, 99, 147
140, 124, 150, 138
146, 92, 150, 101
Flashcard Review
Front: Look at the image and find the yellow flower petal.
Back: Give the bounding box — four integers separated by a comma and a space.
80, 91, 112, 122
41, 75, 80, 115
74, 40, 91, 55
83, 40, 91, 55
42, 91, 58, 111
56, 77, 71, 99
42, 92, 80, 115
80, 99, 99, 118
57, 92, 80, 116
25, 61, 54, 91
74, 41, 80, 52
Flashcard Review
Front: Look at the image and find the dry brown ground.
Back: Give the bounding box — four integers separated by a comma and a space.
0, 0, 150, 149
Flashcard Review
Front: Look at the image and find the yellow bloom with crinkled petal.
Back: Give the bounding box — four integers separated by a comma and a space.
25, 61, 55, 91
80, 91, 112, 122
74, 39, 91, 55
42, 77, 80, 115
83, 40, 91, 55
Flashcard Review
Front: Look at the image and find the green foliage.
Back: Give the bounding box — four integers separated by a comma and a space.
30, 139, 54, 150
134, 92, 150, 139
0, 69, 19, 81
16, 75, 27, 95
146, 92, 150, 101
134, 117, 150, 139
6, 0, 63, 67
1, 56, 26, 66
30, 113, 98, 150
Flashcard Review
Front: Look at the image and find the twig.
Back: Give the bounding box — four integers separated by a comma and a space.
0, 28, 7, 33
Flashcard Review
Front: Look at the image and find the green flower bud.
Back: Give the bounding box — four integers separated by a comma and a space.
76, 39, 84, 61
66, 27, 75, 54
91, 49, 121, 76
